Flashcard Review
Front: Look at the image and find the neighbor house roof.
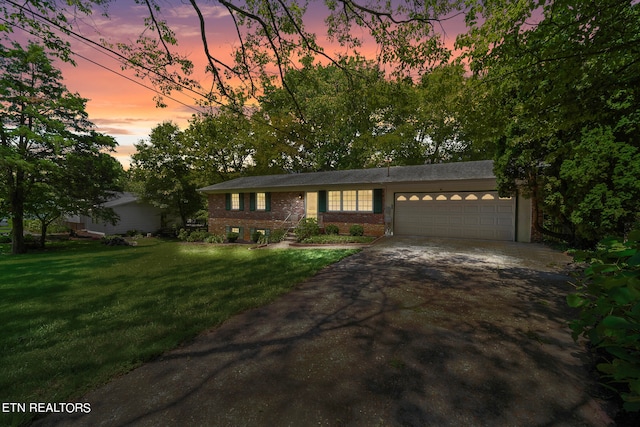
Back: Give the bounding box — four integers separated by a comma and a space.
198, 160, 495, 193
102, 192, 140, 208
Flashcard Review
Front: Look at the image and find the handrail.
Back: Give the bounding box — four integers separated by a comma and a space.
282, 212, 292, 226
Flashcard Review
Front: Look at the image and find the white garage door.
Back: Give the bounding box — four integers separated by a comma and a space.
394, 191, 515, 241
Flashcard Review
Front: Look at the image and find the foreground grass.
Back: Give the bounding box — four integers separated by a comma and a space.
0, 239, 356, 426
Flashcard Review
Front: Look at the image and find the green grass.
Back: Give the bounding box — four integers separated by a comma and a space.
0, 238, 356, 426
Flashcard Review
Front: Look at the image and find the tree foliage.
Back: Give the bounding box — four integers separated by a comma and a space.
458, 0, 640, 246
0, 42, 122, 253
2, 0, 461, 108
130, 122, 203, 227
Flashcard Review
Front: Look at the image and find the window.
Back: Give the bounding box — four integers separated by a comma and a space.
256, 192, 266, 210
327, 190, 373, 212
358, 190, 373, 211
342, 190, 357, 211
231, 193, 240, 210
328, 191, 341, 211
249, 192, 270, 211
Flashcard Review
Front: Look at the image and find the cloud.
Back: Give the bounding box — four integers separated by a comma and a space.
167, 4, 229, 20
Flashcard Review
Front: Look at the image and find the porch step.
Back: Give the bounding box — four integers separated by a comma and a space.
283, 231, 297, 243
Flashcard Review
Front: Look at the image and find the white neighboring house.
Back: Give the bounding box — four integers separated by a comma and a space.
67, 192, 164, 235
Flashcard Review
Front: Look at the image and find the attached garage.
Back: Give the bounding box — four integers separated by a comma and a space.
393, 191, 516, 241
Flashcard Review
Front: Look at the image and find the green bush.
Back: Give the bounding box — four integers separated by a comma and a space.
268, 229, 286, 243
186, 230, 211, 242
567, 230, 640, 412
325, 224, 339, 235
349, 224, 364, 236
0, 235, 11, 243
204, 234, 224, 244
251, 230, 263, 243
101, 235, 130, 246
226, 232, 239, 243
177, 228, 190, 241
294, 218, 320, 242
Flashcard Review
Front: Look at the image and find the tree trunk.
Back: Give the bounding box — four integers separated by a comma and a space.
10, 179, 26, 254
11, 213, 26, 254
40, 221, 48, 249
531, 191, 572, 242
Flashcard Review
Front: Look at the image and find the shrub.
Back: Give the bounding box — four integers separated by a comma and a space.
0, 235, 11, 243
226, 232, 239, 243
186, 230, 211, 242
204, 234, 224, 244
101, 235, 130, 246
268, 229, 286, 243
567, 229, 640, 413
251, 230, 263, 243
349, 224, 364, 236
177, 228, 190, 241
294, 218, 320, 242
325, 224, 339, 235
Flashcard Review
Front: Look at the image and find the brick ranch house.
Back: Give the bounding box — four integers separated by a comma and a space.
198, 160, 534, 243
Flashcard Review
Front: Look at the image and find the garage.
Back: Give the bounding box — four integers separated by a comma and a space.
393, 191, 516, 241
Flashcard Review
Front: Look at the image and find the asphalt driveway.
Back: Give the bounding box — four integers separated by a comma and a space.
36, 237, 613, 426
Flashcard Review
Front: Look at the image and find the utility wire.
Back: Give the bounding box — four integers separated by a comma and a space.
3, 0, 222, 106
1, 17, 205, 114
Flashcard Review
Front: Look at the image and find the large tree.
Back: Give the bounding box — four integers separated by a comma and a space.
2, 0, 460, 108
257, 57, 385, 171
457, 0, 640, 245
130, 122, 203, 227
0, 42, 122, 254
182, 109, 256, 185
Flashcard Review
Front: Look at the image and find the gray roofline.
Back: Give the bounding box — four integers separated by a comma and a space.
198, 160, 495, 194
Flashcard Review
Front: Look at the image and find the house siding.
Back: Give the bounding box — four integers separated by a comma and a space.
208, 192, 306, 240
207, 191, 385, 239
87, 202, 162, 235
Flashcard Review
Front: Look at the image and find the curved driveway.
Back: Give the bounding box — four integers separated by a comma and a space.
37, 237, 613, 426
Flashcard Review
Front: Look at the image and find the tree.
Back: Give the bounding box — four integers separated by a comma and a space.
458, 0, 640, 245
0, 42, 122, 254
257, 57, 384, 171
25, 149, 124, 248
130, 122, 202, 227
182, 109, 256, 185
2, 0, 460, 108
365, 63, 488, 166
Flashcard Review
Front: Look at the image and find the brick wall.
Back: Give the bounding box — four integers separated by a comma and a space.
320, 212, 385, 237
207, 192, 305, 240
207, 191, 386, 239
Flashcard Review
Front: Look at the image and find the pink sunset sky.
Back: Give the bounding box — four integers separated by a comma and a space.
18, 2, 468, 168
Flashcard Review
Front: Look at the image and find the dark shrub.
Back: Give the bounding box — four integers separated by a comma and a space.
101, 235, 130, 246
227, 232, 239, 243
295, 218, 320, 242
568, 229, 640, 413
349, 224, 364, 236
325, 224, 339, 235
186, 230, 211, 242
251, 230, 263, 243
268, 229, 286, 243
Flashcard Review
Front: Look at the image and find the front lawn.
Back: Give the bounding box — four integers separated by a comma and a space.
0, 238, 356, 426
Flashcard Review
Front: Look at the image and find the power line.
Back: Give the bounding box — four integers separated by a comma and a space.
3, 0, 223, 107
1, 16, 206, 114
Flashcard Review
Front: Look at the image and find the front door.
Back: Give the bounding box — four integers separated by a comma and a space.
306, 192, 317, 219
